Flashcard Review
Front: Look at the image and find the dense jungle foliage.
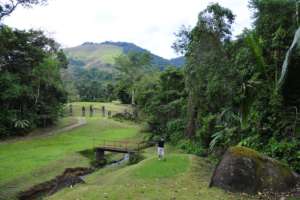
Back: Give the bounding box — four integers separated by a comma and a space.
116, 0, 300, 172
0, 0, 68, 137
61, 65, 115, 102
1, 0, 299, 173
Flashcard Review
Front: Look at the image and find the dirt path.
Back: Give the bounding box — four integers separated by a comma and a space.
0, 117, 87, 144
46, 117, 87, 136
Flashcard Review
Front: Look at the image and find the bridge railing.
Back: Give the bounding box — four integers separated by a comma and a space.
100, 140, 142, 151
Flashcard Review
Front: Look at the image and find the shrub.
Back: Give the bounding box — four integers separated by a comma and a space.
177, 139, 206, 156
129, 152, 144, 165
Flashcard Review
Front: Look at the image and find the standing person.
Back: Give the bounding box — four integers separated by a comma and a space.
157, 138, 165, 160
89, 105, 93, 117
82, 106, 86, 117
101, 106, 105, 117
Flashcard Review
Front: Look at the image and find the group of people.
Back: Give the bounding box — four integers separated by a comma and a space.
78, 105, 111, 117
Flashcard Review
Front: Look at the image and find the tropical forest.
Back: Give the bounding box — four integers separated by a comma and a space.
0, 0, 299, 200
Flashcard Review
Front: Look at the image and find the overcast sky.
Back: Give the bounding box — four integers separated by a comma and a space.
3, 0, 253, 59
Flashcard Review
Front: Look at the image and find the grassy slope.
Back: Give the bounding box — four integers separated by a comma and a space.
0, 103, 137, 199
64, 44, 123, 66
0, 102, 273, 200
48, 147, 257, 200
54, 117, 78, 128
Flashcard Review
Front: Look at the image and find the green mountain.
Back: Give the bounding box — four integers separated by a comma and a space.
64, 41, 184, 71
62, 42, 185, 101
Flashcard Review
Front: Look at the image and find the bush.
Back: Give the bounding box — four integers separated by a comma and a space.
177, 139, 206, 156
239, 135, 300, 173
265, 138, 300, 172
196, 114, 218, 148
167, 118, 185, 143
129, 152, 144, 165
112, 111, 135, 121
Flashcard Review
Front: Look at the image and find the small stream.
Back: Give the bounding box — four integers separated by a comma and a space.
79, 153, 129, 181
18, 153, 130, 200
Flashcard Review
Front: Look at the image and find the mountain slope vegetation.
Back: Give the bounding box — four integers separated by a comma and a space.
63, 42, 185, 102
64, 41, 185, 71
65, 43, 123, 72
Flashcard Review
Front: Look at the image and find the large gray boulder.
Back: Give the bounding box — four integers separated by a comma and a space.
210, 146, 297, 194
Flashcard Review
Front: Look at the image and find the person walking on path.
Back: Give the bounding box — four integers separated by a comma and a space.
157, 138, 165, 160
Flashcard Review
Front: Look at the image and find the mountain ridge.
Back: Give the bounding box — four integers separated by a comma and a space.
64, 41, 185, 71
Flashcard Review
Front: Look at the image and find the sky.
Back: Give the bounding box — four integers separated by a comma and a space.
3, 0, 253, 59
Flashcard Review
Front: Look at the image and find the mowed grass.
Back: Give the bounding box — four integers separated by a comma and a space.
133, 154, 189, 179
55, 116, 78, 128
0, 103, 139, 199
0, 102, 259, 200
47, 151, 257, 200
68, 101, 132, 117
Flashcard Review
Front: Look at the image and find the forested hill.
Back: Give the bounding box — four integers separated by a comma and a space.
64, 41, 185, 71
62, 41, 184, 102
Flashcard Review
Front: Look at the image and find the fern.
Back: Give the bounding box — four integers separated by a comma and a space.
14, 119, 30, 129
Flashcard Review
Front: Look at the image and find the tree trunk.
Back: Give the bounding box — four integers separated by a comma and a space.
35, 83, 40, 105
185, 92, 198, 138
131, 89, 135, 105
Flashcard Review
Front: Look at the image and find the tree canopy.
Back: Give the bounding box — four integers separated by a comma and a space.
130, 1, 300, 173
0, 7, 67, 136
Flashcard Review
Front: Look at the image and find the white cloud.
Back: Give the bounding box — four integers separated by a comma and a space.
3, 0, 252, 59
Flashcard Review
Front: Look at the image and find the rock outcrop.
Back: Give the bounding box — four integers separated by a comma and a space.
210, 146, 297, 194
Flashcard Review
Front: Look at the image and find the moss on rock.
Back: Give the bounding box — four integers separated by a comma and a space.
210, 146, 297, 194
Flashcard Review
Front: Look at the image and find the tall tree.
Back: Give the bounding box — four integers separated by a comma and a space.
136, 68, 185, 138
0, 26, 67, 136
180, 3, 235, 138
115, 51, 152, 105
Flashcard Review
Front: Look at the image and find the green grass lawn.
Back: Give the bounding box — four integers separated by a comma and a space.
133, 154, 189, 179
67, 101, 132, 117
0, 102, 273, 200
26, 116, 78, 138
55, 117, 78, 128
0, 110, 140, 199
47, 150, 257, 200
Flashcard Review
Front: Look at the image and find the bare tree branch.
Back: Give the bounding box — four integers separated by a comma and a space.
0, 0, 47, 21
0, 0, 19, 21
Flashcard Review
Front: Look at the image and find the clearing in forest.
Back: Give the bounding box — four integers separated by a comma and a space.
0, 103, 137, 200
0, 102, 276, 200
47, 147, 258, 200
